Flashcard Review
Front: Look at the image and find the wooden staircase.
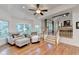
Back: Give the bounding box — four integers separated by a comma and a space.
44, 35, 56, 44
44, 30, 59, 46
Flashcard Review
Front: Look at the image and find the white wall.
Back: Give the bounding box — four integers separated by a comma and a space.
52, 12, 72, 35
0, 9, 11, 46
8, 17, 34, 33
33, 19, 42, 33
60, 6, 79, 47
0, 8, 35, 46
41, 6, 79, 47
0, 9, 35, 33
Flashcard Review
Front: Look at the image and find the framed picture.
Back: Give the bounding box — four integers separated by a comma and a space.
76, 22, 79, 29
63, 20, 71, 27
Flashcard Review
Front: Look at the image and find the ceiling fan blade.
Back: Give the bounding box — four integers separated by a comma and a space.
34, 13, 36, 15
28, 9, 36, 11
40, 12, 43, 15
41, 9, 48, 12
36, 4, 40, 8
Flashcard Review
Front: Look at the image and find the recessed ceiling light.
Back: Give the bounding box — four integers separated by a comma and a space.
63, 14, 66, 17
22, 6, 25, 8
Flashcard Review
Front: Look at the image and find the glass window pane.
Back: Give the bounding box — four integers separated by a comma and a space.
0, 20, 8, 38
16, 24, 24, 33
16, 24, 32, 35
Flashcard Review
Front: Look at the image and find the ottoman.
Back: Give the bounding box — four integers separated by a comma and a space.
15, 38, 30, 47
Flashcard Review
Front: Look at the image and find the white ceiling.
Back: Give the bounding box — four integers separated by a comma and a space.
0, 4, 77, 20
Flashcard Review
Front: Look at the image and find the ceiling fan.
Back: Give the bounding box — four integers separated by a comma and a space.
28, 4, 48, 15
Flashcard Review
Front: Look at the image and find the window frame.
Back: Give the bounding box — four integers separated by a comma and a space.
0, 20, 9, 38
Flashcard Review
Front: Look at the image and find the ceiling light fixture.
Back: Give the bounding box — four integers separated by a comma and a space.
36, 9, 41, 14
28, 4, 48, 15
52, 13, 70, 18
63, 14, 66, 17
22, 6, 25, 8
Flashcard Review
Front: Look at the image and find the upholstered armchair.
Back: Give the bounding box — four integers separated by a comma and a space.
31, 32, 40, 43
7, 33, 16, 45
7, 33, 20, 45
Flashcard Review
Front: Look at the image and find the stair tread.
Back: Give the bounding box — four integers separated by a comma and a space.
45, 40, 55, 44
46, 38, 56, 40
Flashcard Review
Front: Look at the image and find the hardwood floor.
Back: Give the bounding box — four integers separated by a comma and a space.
0, 41, 79, 55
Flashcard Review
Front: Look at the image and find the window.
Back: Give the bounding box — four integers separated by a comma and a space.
16, 24, 32, 35
47, 23, 52, 31
47, 21, 53, 34
35, 25, 41, 33
0, 20, 8, 38
16, 24, 24, 33
24, 24, 32, 34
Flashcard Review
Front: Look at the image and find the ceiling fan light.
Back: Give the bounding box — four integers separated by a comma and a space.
63, 14, 66, 17
36, 9, 41, 14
